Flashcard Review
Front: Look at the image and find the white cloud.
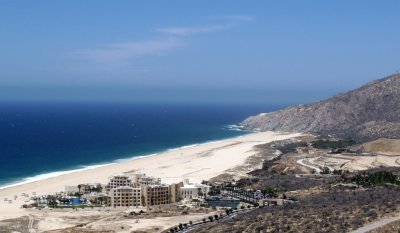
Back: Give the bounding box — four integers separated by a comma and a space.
76, 37, 183, 63
74, 14, 253, 66
156, 15, 255, 37
156, 24, 230, 36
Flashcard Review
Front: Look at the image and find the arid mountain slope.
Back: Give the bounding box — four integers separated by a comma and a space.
360, 138, 400, 156
241, 73, 400, 140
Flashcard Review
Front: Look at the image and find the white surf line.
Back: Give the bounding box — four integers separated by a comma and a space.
297, 158, 321, 173
0, 163, 115, 190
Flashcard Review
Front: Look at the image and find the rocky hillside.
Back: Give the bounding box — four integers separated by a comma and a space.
241, 73, 400, 140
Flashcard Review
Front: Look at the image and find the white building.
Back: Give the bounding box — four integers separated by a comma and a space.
133, 173, 161, 186
106, 175, 133, 191
180, 184, 200, 200
82, 192, 107, 205
179, 179, 210, 200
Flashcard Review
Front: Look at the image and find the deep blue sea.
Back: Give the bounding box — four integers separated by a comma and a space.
0, 102, 284, 188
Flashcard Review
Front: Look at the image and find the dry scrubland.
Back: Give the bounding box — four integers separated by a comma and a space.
0, 217, 30, 233
45, 229, 114, 233
192, 139, 400, 233
37, 198, 223, 233
368, 220, 400, 233
192, 185, 400, 233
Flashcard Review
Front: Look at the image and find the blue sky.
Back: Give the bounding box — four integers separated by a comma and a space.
1, 0, 400, 104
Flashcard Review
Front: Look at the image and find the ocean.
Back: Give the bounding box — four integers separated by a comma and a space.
0, 102, 283, 188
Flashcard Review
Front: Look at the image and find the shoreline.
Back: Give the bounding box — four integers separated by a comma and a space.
0, 132, 249, 190
0, 131, 301, 221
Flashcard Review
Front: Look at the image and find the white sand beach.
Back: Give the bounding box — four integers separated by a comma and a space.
0, 131, 301, 222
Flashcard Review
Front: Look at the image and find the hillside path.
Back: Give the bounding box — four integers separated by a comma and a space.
350, 215, 400, 233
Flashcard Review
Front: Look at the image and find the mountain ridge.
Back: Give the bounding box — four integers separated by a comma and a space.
241, 73, 400, 141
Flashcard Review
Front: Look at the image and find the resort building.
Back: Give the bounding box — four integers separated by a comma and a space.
195, 183, 210, 196
108, 186, 141, 207
133, 173, 161, 187
180, 185, 199, 200
179, 179, 211, 200
141, 184, 171, 206
82, 192, 108, 206
106, 175, 133, 191
169, 182, 184, 202
79, 183, 102, 194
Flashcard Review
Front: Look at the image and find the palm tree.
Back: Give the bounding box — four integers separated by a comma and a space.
225, 209, 230, 215
77, 184, 82, 194
48, 199, 58, 208
95, 184, 102, 192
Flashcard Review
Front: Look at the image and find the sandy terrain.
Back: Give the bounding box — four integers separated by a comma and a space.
85, 211, 219, 233
0, 131, 301, 231
360, 138, 400, 156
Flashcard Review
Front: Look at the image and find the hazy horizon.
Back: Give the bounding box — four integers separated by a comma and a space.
1, 1, 400, 104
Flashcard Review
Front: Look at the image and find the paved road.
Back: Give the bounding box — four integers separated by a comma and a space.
296, 158, 321, 173
350, 215, 400, 233
309, 157, 335, 172
28, 214, 36, 233
180, 209, 253, 233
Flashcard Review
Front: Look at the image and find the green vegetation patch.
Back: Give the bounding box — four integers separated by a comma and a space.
276, 141, 308, 154
350, 171, 400, 187
312, 139, 356, 149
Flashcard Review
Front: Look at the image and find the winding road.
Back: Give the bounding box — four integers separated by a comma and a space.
296, 156, 335, 173
296, 157, 322, 173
